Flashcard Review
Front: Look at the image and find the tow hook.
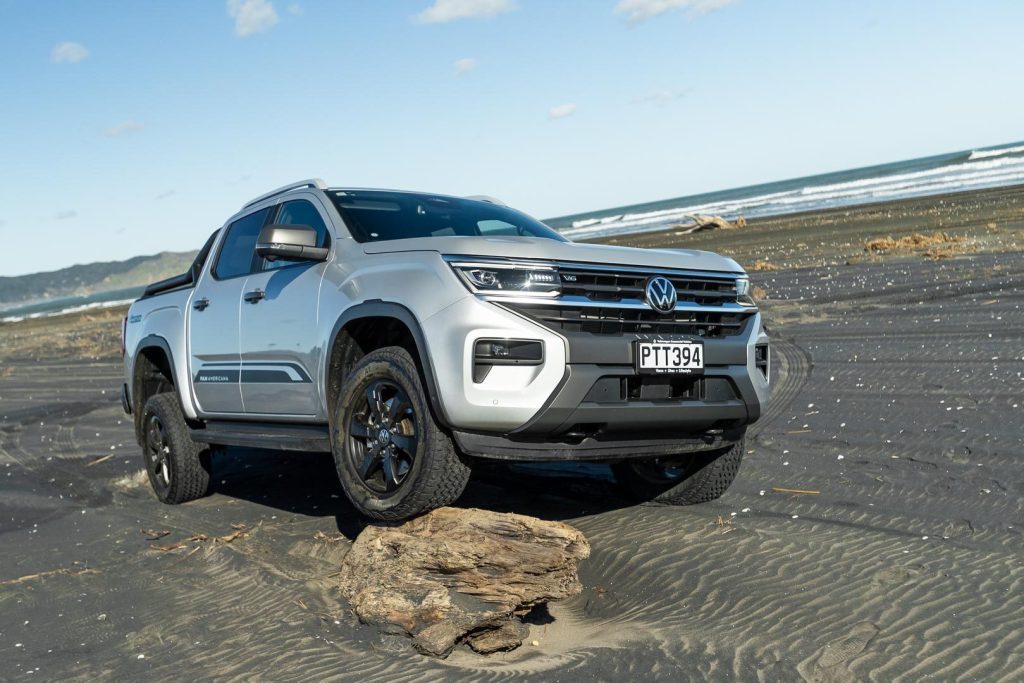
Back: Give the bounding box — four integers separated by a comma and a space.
702, 429, 723, 444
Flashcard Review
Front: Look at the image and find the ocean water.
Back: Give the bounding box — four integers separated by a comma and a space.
545, 140, 1024, 241
0, 286, 141, 323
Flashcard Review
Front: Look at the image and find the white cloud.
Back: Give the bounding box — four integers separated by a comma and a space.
103, 120, 144, 138
55, 210, 78, 221
454, 57, 478, 76
287, 3, 303, 15
228, 0, 279, 37
615, 0, 736, 23
548, 103, 577, 121
416, 0, 516, 24
631, 87, 693, 106
51, 42, 90, 64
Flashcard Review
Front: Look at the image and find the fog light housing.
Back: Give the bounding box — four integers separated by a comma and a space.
473, 339, 543, 383
755, 343, 769, 382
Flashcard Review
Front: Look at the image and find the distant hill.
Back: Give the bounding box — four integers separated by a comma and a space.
0, 251, 198, 309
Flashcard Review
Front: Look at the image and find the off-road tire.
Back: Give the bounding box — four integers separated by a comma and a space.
331, 346, 471, 521
612, 436, 745, 505
141, 393, 213, 504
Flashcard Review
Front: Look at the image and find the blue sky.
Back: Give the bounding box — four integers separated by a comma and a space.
1, 0, 1022, 276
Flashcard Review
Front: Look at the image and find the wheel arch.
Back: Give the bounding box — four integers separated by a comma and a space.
325, 302, 450, 428
131, 335, 183, 444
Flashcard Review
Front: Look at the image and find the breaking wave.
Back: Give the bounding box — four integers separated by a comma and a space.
555, 142, 1024, 241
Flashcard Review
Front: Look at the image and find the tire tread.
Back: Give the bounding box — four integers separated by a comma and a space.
142, 393, 212, 504
613, 437, 745, 506
332, 347, 470, 521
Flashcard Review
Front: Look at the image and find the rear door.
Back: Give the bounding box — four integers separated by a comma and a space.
237, 197, 332, 417
188, 207, 272, 415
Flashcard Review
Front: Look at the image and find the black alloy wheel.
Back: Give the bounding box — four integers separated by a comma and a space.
331, 346, 471, 521
139, 393, 213, 504
145, 413, 172, 496
347, 380, 417, 493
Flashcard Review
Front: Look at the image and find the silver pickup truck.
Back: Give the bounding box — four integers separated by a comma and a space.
121, 179, 769, 520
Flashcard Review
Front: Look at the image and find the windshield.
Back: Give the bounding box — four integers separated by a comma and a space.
327, 190, 568, 243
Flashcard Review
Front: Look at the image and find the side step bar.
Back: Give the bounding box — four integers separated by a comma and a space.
190, 421, 332, 453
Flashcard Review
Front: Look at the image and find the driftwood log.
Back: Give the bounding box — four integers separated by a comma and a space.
337, 507, 590, 657
671, 214, 739, 233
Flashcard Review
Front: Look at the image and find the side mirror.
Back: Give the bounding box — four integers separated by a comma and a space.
256, 224, 329, 262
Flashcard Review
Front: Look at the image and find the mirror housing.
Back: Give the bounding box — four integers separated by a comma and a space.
256, 224, 328, 262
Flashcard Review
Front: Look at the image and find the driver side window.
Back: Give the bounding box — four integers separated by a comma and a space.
213, 208, 272, 279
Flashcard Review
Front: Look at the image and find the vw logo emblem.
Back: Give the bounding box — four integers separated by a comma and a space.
645, 276, 677, 314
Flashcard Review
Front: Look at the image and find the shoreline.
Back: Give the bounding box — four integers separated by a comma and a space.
603, 181, 1024, 238
597, 182, 1024, 270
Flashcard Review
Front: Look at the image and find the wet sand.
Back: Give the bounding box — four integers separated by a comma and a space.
1, 188, 1023, 680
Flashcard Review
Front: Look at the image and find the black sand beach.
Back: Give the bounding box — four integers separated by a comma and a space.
1, 187, 1023, 680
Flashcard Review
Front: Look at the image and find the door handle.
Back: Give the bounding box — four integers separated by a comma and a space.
192, 297, 210, 311
244, 289, 266, 303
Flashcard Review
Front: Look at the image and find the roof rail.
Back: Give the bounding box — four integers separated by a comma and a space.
465, 195, 507, 207
241, 178, 327, 210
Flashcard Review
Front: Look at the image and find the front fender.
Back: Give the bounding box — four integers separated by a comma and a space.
323, 301, 451, 427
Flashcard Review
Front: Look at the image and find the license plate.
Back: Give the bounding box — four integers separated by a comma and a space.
635, 341, 704, 374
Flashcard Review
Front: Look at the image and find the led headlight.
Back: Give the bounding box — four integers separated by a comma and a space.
736, 276, 755, 306
449, 260, 561, 297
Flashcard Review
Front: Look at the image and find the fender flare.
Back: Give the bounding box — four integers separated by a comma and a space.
131, 334, 185, 409
130, 335, 185, 441
132, 334, 176, 383
325, 301, 451, 427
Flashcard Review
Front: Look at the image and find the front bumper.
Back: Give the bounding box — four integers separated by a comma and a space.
421, 295, 770, 447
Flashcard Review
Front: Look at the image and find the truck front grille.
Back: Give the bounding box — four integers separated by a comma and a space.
503, 302, 751, 338
558, 267, 737, 305
482, 263, 754, 338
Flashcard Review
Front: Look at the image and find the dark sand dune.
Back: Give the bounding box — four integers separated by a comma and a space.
1, 192, 1023, 680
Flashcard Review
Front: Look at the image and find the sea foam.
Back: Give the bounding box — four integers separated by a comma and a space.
559, 145, 1024, 240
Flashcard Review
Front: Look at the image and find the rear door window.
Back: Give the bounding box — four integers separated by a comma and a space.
213, 208, 272, 279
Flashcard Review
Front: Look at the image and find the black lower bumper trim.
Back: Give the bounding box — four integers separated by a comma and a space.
452, 428, 744, 462
512, 363, 760, 435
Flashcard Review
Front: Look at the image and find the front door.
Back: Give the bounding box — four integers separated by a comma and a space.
188, 207, 272, 415
238, 197, 331, 417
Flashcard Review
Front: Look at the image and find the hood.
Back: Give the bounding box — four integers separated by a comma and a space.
360, 236, 744, 274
